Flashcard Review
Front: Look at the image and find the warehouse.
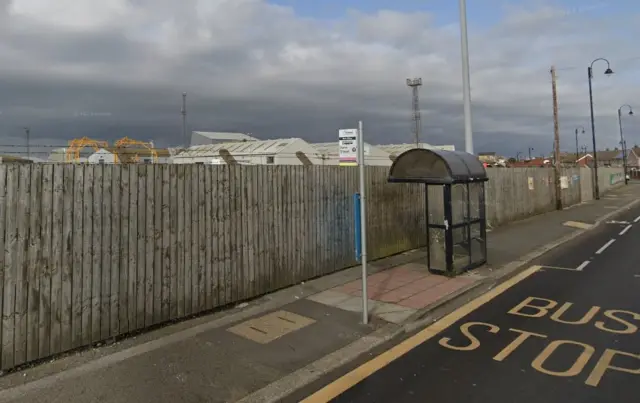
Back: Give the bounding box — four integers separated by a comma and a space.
311, 142, 393, 166
377, 142, 456, 160
172, 138, 323, 165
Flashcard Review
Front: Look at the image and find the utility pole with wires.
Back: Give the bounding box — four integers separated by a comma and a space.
24, 127, 30, 159
550, 65, 562, 210
181, 92, 188, 148
406, 78, 423, 147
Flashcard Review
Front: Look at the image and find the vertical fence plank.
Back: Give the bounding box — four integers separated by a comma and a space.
204, 167, 213, 310
100, 165, 112, 340
176, 165, 185, 317
127, 166, 138, 332
232, 165, 243, 301
274, 166, 284, 288
39, 165, 54, 358
169, 166, 179, 319
263, 168, 274, 291
255, 167, 266, 297
26, 165, 42, 362
197, 165, 206, 311
1, 165, 14, 370
14, 165, 32, 366
144, 164, 155, 327
136, 165, 147, 329
210, 167, 220, 309
240, 167, 250, 299
80, 166, 93, 346
91, 165, 103, 343
161, 165, 172, 321
60, 166, 74, 352
183, 166, 193, 315
119, 165, 131, 334
219, 166, 230, 306
109, 166, 121, 337
153, 165, 163, 324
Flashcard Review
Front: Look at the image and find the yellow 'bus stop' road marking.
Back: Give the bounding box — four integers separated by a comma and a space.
301, 265, 542, 403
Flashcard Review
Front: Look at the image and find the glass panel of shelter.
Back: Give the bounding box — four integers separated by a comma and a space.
389, 148, 488, 275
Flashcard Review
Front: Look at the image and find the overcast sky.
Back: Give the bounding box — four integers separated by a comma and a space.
0, 0, 639, 158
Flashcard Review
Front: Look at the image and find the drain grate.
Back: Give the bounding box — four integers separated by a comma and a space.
227, 310, 316, 344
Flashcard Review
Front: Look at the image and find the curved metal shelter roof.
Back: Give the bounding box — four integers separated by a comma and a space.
388, 148, 488, 184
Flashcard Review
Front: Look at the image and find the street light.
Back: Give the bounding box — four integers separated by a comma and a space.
574, 126, 585, 162
458, 0, 473, 154
516, 151, 523, 161
617, 104, 633, 185
528, 147, 534, 160
587, 57, 614, 200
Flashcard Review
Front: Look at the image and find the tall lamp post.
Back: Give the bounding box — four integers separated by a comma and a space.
574, 126, 585, 162
587, 58, 614, 200
516, 152, 523, 161
617, 104, 633, 185
458, 0, 473, 154
528, 147, 534, 160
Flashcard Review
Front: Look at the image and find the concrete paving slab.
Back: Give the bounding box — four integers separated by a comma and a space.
307, 289, 352, 306
0, 300, 372, 403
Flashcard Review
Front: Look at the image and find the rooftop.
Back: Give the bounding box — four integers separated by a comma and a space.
175, 138, 305, 158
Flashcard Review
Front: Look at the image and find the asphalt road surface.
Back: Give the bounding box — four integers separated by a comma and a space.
300, 205, 640, 403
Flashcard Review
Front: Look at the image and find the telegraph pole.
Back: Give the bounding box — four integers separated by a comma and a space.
551, 66, 562, 210
181, 92, 187, 148
24, 127, 30, 159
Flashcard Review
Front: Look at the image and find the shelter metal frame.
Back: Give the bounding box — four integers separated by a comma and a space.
388, 148, 489, 274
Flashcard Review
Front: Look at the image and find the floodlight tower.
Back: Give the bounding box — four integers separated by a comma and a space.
406, 78, 423, 147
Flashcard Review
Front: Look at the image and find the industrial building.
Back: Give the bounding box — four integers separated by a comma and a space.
172, 138, 322, 165
190, 131, 258, 146
311, 142, 393, 166
377, 143, 456, 160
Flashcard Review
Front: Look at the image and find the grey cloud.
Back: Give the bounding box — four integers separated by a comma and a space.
0, 0, 638, 158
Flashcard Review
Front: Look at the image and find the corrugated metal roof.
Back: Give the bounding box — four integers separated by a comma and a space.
377, 143, 456, 155
192, 131, 258, 141
311, 142, 389, 157
175, 138, 302, 158
311, 142, 340, 155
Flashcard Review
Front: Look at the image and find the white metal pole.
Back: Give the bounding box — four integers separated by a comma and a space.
358, 120, 368, 325
459, 0, 474, 154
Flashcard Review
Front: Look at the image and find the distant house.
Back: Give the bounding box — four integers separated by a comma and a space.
478, 152, 498, 163
88, 148, 117, 164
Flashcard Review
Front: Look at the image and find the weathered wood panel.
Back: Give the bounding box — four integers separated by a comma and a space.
0, 163, 623, 371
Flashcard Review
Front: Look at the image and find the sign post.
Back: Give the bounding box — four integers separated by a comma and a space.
357, 121, 368, 324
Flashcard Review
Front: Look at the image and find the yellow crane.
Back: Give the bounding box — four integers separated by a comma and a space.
113, 137, 159, 163
65, 137, 110, 163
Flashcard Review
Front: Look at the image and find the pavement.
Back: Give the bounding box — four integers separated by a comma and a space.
290, 193, 640, 403
0, 183, 639, 403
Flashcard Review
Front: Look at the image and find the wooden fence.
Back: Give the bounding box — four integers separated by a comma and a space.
0, 164, 622, 371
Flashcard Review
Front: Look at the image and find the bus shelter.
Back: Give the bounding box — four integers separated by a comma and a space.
388, 148, 489, 275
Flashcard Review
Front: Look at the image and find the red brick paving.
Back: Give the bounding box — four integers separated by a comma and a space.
331, 263, 477, 310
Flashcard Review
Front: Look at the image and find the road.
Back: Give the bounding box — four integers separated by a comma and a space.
298, 205, 640, 403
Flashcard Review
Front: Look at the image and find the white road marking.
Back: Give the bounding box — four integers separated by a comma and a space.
596, 239, 616, 254
576, 261, 590, 271
619, 224, 633, 235
539, 265, 585, 272
634, 215, 640, 223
